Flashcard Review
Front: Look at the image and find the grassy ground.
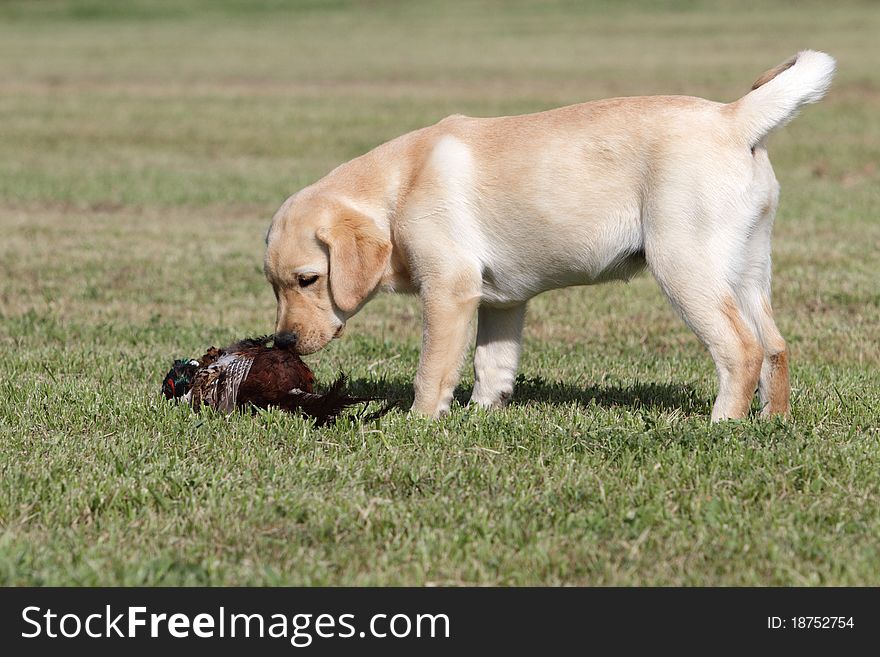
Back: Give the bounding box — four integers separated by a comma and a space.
1, 0, 878, 585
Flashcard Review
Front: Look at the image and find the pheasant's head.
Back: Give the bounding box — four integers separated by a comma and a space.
162, 359, 200, 399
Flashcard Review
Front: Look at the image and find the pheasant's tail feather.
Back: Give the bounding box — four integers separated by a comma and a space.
286, 375, 392, 426
359, 398, 404, 423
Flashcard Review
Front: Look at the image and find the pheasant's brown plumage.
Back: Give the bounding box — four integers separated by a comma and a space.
162, 335, 384, 425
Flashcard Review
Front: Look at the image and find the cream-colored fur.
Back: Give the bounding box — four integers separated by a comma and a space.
265, 50, 835, 420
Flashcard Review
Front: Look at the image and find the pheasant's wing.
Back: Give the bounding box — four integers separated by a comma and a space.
217, 353, 254, 412
187, 367, 218, 411
187, 353, 253, 413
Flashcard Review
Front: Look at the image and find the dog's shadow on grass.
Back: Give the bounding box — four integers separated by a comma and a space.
343, 375, 709, 415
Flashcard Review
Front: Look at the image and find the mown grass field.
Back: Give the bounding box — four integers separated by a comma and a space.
1, 0, 878, 585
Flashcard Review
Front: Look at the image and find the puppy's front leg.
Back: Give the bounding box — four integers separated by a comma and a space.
412, 283, 480, 418
470, 303, 526, 408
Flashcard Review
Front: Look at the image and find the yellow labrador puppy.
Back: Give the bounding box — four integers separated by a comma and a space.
265, 51, 835, 420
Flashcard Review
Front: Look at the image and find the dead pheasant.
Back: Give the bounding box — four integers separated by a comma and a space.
162, 335, 385, 426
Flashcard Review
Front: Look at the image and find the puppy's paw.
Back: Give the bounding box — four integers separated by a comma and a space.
410, 397, 452, 419
469, 388, 512, 409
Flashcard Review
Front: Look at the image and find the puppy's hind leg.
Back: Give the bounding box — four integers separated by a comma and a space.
753, 297, 790, 417
647, 247, 764, 421
736, 204, 790, 417
470, 302, 527, 408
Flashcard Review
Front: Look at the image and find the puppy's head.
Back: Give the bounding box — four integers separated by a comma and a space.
264, 194, 391, 355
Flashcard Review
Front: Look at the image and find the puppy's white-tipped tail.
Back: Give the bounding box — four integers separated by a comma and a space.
730, 50, 836, 147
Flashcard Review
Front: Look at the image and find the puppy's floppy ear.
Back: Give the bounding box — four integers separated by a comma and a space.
317, 208, 391, 314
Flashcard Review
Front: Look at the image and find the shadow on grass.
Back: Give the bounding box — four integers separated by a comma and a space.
510, 375, 709, 414
341, 374, 709, 415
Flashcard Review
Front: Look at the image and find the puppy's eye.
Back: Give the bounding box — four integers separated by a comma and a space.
298, 274, 319, 288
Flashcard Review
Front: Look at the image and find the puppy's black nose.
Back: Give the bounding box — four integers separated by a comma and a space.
274, 332, 298, 349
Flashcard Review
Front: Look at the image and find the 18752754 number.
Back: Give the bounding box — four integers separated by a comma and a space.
768, 616, 855, 630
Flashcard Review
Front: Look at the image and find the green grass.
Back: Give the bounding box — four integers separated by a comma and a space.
1, 0, 878, 585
